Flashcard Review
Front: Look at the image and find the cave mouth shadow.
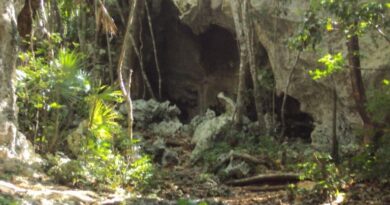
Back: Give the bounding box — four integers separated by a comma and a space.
198, 24, 239, 75
276, 94, 314, 143
176, 24, 240, 122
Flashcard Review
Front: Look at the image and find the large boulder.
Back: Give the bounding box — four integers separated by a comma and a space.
190, 93, 236, 162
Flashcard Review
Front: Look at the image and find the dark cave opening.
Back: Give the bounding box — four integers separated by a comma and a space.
198, 25, 239, 75
195, 25, 240, 117
146, 1, 315, 141
275, 94, 314, 143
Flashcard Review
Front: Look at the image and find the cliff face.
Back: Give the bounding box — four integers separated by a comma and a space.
147, 0, 390, 150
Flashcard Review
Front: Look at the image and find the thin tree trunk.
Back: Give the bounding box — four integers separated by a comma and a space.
78, 4, 87, 53
230, 0, 247, 127
117, 0, 142, 146
106, 32, 114, 84
346, 32, 374, 144
331, 85, 339, 163
241, 1, 265, 130
145, 0, 162, 99
279, 51, 301, 141
129, 24, 155, 99
49, 0, 63, 35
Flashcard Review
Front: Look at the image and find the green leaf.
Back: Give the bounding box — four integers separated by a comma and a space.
326, 18, 333, 31
386, 3, 390, 8
309, 52, 345, 80
49, 102, 63, 109
383, 79, 390, 85
34, 103, 44, 109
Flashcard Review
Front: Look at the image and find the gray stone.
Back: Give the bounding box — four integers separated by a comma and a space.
150, 120, 182, 137
0, 0, 41, 166
190, 113, 232, 162
66, 120, 89, 156
221, 160, 251, 179
121, 99, 182, 136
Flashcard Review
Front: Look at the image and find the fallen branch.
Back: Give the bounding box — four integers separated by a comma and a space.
226, 173, 301, 186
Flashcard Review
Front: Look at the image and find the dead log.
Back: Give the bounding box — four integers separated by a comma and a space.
226, 173, 301, 186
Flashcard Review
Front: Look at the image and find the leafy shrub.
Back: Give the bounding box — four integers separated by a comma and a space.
47, 85, 155, 191
295, 152, 345, 203
0, 195, 20, 205
127, 156, 155, 191
350, 137, 390, 182
17, 46, 89, 152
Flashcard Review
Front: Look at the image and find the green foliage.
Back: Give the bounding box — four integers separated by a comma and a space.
350, 137, 390, 181
128, 156, 155, 190
17, 44, 89, 151
309, 52, 345, 80
57, 0, 82, 39
177, 199, 208, 205
289, 11, 322, 51
290, 0, 389, 50
367, 79, 390, 123
201, 142, 232, 165
86, 85, 123, 140
257, 68, 275, 90
46, 85, 154, 191
257, 136, 283, 159
296, 152, 345, 202
0, 195, 20, 205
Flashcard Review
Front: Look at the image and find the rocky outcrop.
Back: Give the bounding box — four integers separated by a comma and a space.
161, 0, 390, 151
0, 0, 41, 166
190, 93, 236, 162
120, 99, 183, 136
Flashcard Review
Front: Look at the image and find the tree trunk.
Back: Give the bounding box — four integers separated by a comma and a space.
117, 0, 142, 151
230, 0, 247, 127
241, 0, 265, 130
0, 0, 38, 164
346, 33, 374, 144
331, 85, 339, 163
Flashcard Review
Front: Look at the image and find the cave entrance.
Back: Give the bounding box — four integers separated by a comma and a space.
194, 25, 240, 116
276, 94, 314, 143
199, 25, 239, 75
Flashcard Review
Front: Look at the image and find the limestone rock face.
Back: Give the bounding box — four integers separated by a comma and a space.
0, 0, 40, 165
166, 0, 390, 150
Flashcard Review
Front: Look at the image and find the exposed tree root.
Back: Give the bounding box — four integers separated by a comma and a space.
226, 173, 300, 186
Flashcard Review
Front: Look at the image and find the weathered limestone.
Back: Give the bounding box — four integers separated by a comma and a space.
169, 0, 390, 151
0, 0, 40, 166
120, 99, 183, 136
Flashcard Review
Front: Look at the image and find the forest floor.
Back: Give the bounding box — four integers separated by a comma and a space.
1, 133, 389, 204
151, 134, 290, 205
